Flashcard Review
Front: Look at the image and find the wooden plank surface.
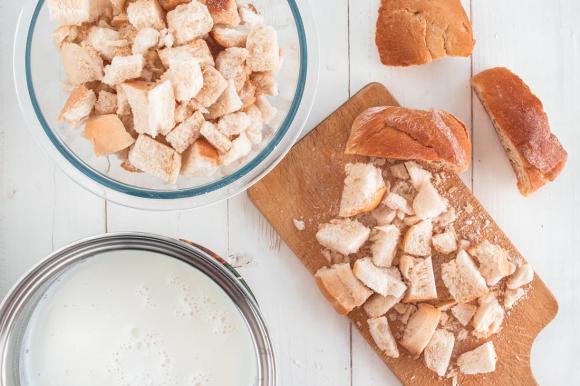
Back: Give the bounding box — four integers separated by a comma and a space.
248, 83, 558, 385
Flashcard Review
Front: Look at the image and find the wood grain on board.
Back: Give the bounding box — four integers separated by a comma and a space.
248, 83, 558, 385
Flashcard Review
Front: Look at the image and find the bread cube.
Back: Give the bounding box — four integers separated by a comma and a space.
217, 112, 251, 136
103, 54, 144, 86
167, 2, 214, 44
87, 26, 130, 61
432, 231, 457, 254
84, 114, 135, 156
48, 0, 109, 25
95, 90, 117, 115
200, 121, 232, 153
399, 255, 438, 302
204, 0, 240, 26
507, 263, 534, 289
244, 104, 263, 145
59, 85, 96, 126
363, 293, 401, 318
211, 25, 249, 48
166, 111, 204, 153
339, 163, 386, 217
413, 181, 447, 220
60, 42, 103, 85
132, 27, 160, 54
181, 138, 220, 176
370, 225, 400, 267
127, 0, 166, 30
251, 71, 279, 96
128, 134, 181, 183
122, 80, 175, 136
450, 303, 477, 326
161, 51, 204, 102
206, 79, 243, 120
216, 47, 250, 92
220, 132, 252, 166
382, 192, 413, 215
194, 65, 228, 107
238, 2, 263, 26
405, 161, 432, 189
472, 293, 504, 338
247, 24, 279, 72
402, 219, 433, 256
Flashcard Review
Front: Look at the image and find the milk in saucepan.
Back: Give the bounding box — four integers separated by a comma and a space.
20, 250, 257, 386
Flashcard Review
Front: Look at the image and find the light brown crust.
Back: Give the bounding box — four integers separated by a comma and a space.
203, 0, 240, 26
375, 0, 474, 67
314, 274, 352, 315
471, 67, 567, 196
158, 0, 190, 11
345, 106, 472, 173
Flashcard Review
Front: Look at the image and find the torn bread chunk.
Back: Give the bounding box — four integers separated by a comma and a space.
468, 241, 516, 286
504, 288, 525, 309
255, 95, 277, 124
457, 342, 497, 375
181, 138, 220, 176
87, 26, 130, 61
363, 293, 401, 318
316, 219, 370, 256
383, 192, 413, 215
247, 25, 279, 72
84, 114, 135, 156
238, 2, 263, 25
251, 71, 279, 96
59, 85, 96, 126
405, 161, 432, 189
353, 258, 407, 298
103, 54, 144, 86
402, 219, 433, 257
390, 163, 409, 180
220, 132, 252, 166
53, 25, 80, 48
217, 112, 251, 136
211, 25, 249, 48
451, 303, 477, 326
132, 27, 160, 54
127, 0, 166, 30
205, 0, 240, 26
507, 263, 534, 289
472, 293, 505, 338
128, 134, 181, 183
400, 304, 441, 358
206, 80, 243, 120
122, 80, 176, 136
194, 65, 229, 107
370, 225, 400, 268
95, 90, 117, 115
245, 104, 263, 145
424, 329, 455, 377
434, 207, 457, 228
200, 121, 232, 153
61, 42, 103, 85
368, 317, 399, 358
216, 47, 250, 92
166, 111, 204, 153
413, 181, 447, 220
399, 255, 438, 302
372, 206, 397, 226
315, 263, 373, 315
48, 0, 109, 25
161, 51, 204, 102
167, 2, 214, 44
432, 231, 457, 255
339, 163, 387, 218
441, 250, 489, 303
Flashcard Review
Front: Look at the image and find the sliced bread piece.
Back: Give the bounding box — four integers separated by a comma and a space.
161, 51, 204, 102
60, 42, 103, 85
316, 219, 370, 256
339, 163, 387, 217
194, 65, 229, 107
103, 54, 144, 86
84, 114, 135, 156
167, 1, 214, 44
127, 0, 166, 30
165, 111, 204, 153
247, 24, 279, 72
413, 181, 447, 220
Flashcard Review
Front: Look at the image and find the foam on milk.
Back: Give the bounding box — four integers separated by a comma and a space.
20, 250, 257, 386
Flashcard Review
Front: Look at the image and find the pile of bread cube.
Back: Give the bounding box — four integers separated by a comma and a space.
314, 161, 534, 379
50, 0, 281, 184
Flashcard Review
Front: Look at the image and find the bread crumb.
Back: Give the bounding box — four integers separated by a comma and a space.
293, 218, 306, 231
457, 329, 468, 341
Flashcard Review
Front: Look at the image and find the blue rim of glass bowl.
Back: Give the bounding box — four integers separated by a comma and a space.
25, 0, 307, 199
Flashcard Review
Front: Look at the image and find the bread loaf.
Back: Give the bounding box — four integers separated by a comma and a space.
375, 0, 474, 66
345, 106, 471, 173
471, 67, 567, 196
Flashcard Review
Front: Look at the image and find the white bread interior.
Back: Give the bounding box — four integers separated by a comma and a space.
441, 250, 489, 303
457, 341, 497, 375
400, 304, 441, 358
424, 329, 455, 377
316, 219, 370, 256
468, 241, 516, 286
339, 163, 387, 218
368, 316, 400, 358
353, 258, 407, 298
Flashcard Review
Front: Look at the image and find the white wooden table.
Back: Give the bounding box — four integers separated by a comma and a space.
1, 1, 579, 384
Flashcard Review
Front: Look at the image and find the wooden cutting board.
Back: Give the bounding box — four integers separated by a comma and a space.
248, 83, 557, 385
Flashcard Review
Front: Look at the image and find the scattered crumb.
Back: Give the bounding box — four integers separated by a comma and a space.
293, 218, 306, 231
464, 203, 474, 214
448, 187, 458, 194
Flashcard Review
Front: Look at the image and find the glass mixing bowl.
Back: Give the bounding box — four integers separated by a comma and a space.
13, 0, 318, 210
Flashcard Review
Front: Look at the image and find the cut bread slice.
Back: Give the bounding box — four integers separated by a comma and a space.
161, 51, 204, 102
399, 255, 437, 302
507, 263, 534, 289
471, 293, 505, 338
166, 111, 204, 153
400, 303, 441, 358
450, 303, 477, 326
103, 54, 144, 86
59, 85, 96, 126
441, 250, 489, 303
424, 329, 455, 377
247, 24, 279, 72
413, 181, 447, 220
316, 219, 370, 256
432, 231, 457, 255
315, 263, 373, 315
181, 138, 220, 177
128, 134, 181, 183
363, 293, 401, 318
60, 42, 103, 85
368, 316, 399, 358
84, 114, 135, 156
457, 342, 497, 375
402, 219, 433, 257
127, 0, 166, 30
167, 2, 214, 44
339, 163, 387, 217
353, 258, 407, 298
158, 39, 215, 67
468, 240, 516, 286
370, 225, 400, 267
194, 64, 229, 107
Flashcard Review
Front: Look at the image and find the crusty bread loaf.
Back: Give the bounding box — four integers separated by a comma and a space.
345, 106, 471, 173
375, 0, 474, 67
471, 67, 567, 196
